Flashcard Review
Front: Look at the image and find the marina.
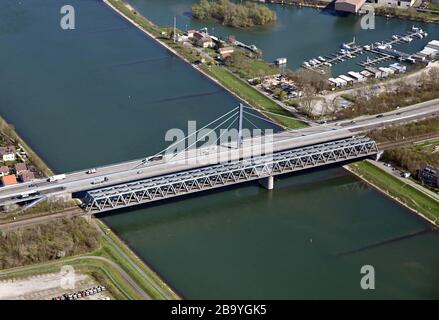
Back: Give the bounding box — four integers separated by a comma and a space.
302, 26, 429, 73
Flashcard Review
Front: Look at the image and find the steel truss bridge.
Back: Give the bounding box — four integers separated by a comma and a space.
83, 136, 378, 213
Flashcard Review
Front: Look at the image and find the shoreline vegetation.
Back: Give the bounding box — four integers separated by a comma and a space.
258, 0, 439, 24
346, 161, 439, 226
0, 217, 180, 300
0, 114, 54, 177
192, 0, 277, 28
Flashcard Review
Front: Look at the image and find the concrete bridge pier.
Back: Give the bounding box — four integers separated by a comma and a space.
259, 176, 274, 190
375, 151, 384, 161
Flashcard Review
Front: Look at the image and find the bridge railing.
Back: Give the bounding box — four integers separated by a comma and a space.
83, 136, 378, 213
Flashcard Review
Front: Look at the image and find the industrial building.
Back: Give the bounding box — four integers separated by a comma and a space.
418, 165, 439, 188
335, 0, 367, 13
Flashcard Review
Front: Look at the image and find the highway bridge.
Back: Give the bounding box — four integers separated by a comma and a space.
1, 98, 438, 214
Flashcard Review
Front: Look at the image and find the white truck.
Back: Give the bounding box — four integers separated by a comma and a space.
47, 174, 66, 182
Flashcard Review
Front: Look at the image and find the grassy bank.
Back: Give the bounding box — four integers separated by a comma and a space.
0, 114, 54, 177
106, 0, 306, 130
203, 66, 307, 129
349, 161, 439, 224
94, 219, 180, 300
0, 217, 180, 299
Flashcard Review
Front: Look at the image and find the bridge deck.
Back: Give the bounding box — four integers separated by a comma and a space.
83, 136, 378, 213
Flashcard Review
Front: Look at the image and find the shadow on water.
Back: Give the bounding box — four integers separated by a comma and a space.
148, 89, 226, 104
335, 226, 439, 258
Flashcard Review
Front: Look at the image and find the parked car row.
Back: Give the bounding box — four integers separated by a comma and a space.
52, 286, 106, 300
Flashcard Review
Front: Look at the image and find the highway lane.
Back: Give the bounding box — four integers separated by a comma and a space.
1, 98, 438, 205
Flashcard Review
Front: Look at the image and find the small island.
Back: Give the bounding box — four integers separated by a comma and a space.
192, 0, 277, 28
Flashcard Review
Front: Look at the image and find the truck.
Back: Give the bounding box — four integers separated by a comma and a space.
47, 174, 67, 182
91, 177, 109, 185
86, 168, 97, 174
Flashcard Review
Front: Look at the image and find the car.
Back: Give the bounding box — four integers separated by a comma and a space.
86, 168, 97, 174
376, 114, 384, 118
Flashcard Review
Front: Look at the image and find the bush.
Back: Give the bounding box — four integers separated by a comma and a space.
0, 217, 100, 269
192, 0, 277, 28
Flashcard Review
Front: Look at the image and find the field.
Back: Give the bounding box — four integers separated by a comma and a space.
203, 66, 307, 129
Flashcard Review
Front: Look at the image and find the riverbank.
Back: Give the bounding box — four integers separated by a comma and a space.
104, 0, 306, 129
346, 160, 439, 226
0, 115, 179, 299
0, 113, 54, 177
0, 216, 180, 300
375, 6, 439, 24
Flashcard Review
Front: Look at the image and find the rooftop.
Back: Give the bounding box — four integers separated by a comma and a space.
2, 174, 17, 186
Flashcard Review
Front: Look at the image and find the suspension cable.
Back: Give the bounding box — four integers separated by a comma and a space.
168, 110, 239, 161
136, 106, 240, 167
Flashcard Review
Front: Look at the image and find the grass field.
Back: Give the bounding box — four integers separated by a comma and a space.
203, 66, 307, 129
94, 220, 180, 300
350, 161, 439, 224
429, 2, 439, 11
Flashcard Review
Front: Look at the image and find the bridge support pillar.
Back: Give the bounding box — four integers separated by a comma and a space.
375, 151, 384, 161
259, 176, 274, 190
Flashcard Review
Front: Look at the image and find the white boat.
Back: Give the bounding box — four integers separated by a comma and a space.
303, 62, 311, 67
392, 35, 399, 40
318, 56, 326, 62
412, 25, 420, 32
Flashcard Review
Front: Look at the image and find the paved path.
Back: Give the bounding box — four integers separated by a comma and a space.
370, 159, 439, 202
0, 255, 150, 300
93, 220, 179, 300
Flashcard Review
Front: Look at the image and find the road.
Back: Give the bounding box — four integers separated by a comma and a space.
1, 97, 438, 206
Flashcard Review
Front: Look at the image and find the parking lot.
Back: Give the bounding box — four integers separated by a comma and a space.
0, 272, 112, 300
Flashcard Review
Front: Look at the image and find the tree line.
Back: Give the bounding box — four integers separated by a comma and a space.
192, 0, 277, 28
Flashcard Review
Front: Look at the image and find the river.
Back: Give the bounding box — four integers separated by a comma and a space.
0, 0, 438, 299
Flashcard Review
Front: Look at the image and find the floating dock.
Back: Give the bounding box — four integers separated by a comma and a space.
302, 26, 428, 73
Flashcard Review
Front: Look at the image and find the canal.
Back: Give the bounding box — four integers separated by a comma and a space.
0, 0, 438, 299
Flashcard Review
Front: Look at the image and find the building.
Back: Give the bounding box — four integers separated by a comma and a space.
218, 46, 234, 60
18, 170, 35, 183
389, 63, 407, 73
418, 40, 439, 59
275, 58, 288, 66
348, 71, 366, 82
186, 29, 196, 38
197, 36, 214, 48
418, 165, 439, 188
0, 146, 16, 162
370, 0, 416, 7
365, 67, 383, 78
339, 75, 355, 85
192, 31, 214, 48
335, 0, 367, 13
14, 162, 27, 174
0, 166, 9, 177
1, 174, 17, 186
